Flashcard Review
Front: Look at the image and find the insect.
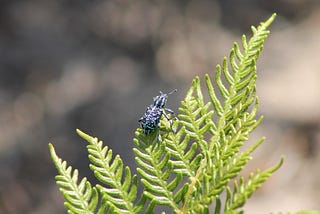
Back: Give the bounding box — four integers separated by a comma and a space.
139, 89, 177, 135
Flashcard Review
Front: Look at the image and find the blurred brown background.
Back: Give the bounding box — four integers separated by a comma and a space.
0, 0, 319, 213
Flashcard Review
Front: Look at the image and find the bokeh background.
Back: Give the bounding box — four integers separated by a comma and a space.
0, 0, 320, 213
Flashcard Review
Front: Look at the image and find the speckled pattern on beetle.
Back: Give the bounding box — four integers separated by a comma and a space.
139, 89, 177, 135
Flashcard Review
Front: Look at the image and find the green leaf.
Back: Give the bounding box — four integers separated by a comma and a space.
226, 157, 284, 211
76, 129, 139, 214
49, 143, 100, 214
133, 130, 183, 213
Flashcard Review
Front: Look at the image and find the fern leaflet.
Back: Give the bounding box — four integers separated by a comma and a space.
76, 129, 141, 214
49, 143, 102, 214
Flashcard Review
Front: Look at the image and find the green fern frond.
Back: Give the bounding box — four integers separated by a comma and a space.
174, 13, 279, 213
133, 129, 185, 213
165, 125, 203, 180
49, 143, 101, 214
49, 13, 285, 214
225, 157, 284, 212
76, 129, 140, 214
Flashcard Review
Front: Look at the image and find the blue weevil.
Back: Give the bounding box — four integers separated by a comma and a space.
139, 89, 177, 135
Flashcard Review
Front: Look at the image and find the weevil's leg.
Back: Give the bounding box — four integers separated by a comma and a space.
163, 111, 176, 133
162, 111, 172, 122
164, 108, 174, 114
165, 108, 178, 121
157, 123, 162, 142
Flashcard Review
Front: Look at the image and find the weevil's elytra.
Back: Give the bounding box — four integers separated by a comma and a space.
139, 89, 177, 135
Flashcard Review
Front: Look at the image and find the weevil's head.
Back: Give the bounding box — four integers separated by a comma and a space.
153, 89, 177, 108
153, 92, 168, 108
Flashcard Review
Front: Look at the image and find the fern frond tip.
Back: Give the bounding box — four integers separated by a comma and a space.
76, 129, 92, 141
49, 143, 59, 164
272, 156, 285, 173
260, 13, 277, 29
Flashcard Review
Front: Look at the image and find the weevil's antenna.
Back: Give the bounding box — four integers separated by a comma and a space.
168, 89, 177, 95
